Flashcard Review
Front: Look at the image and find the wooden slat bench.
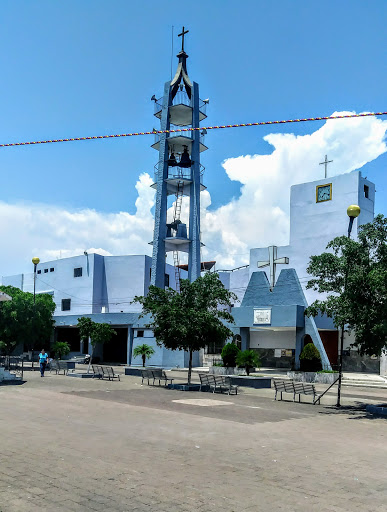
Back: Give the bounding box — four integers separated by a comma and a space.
293, 382, 318, 403
199, 373, 214, 392
92, 365, 103, 379
50, 360, 69, 375
141, 369, 153, 385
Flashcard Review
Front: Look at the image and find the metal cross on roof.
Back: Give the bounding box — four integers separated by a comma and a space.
319, 154, 333, 179
257, 246, 289, 291
178, 26, 189, 52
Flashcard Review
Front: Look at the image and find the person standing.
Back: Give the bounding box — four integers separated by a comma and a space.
39, 349, 48, 377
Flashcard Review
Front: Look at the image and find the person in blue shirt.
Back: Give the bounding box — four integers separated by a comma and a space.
38, 349, 48, 377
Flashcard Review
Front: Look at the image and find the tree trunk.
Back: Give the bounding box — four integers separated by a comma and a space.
187, 349, 193, 385
142, 355, 146, 367
246, 366, 250, 376
87, 346, 94, 374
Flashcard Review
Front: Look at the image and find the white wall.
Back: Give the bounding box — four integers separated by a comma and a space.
250, 329, 296, 349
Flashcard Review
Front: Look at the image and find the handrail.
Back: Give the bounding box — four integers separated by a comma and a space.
313, 377, 340, 405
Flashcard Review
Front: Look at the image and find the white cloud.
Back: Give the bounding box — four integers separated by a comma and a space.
1, 112, 386, 277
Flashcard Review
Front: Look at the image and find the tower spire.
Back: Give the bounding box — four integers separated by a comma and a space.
170, 26, 192, 99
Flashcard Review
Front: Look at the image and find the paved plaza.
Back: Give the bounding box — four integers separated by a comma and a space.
0, 369, 386, 512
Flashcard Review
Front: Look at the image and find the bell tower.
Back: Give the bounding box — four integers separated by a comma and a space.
150, 27, 208, 289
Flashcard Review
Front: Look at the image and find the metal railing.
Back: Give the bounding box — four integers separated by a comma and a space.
0, 355, 24, 380
154, 92, 207, 116
153, 163, 205, 184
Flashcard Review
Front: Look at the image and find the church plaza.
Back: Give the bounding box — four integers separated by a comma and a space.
0, 370, 386, 512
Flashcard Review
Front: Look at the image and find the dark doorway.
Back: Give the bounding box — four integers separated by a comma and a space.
103, 327, 128, 364
55, 327, 81, 352
319, 330, 339, 367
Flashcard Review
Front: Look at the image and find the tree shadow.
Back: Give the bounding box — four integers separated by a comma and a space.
319, 402, 386, 420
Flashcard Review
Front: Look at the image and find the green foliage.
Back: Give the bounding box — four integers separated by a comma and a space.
51, 341, 71, 359
221, 342, 240, 368
133, 273, 236, 383
235, 349, 261, 375
299, 343, 322, 372
0, 285, 55, 355
133, 344, 155, 367
77, 317, 116, 371
305, 214, 387, 356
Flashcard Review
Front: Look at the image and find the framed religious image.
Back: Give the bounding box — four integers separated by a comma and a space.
316, 183, 332, 203
253, 308, 271, 325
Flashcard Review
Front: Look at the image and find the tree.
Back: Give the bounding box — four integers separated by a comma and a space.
221, 342, 240, 367
77, 317, 116, 373
236, 349, 261, 375
52, 341, 71, 360
0, 285, 55, 359
305, 214, 387, 356
133, 344, 155, 367
133, 272, 237, 384
299, 343, 322, 372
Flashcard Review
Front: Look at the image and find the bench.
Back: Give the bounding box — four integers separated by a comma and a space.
274, 379, 319, 404
92, 365, 103, 379
199, 373, 214, 392
151, 369, 174, 387
50, 360, 69, 375
199, 374, 238, 395
293, 382, 318, 403
101, 366, 120, 381
273, 379, 295, 401
141, 369, 153, 385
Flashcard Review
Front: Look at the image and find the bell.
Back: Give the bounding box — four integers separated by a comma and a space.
179, 146, 192, 168
168, 152, 178, 167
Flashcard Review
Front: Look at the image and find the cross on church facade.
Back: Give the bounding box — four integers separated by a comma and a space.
178, 26, 189, 52
319, 154, 333, 179
257, 246, 289, 291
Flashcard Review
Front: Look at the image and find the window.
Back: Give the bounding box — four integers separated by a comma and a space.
61, 299, 71, 311
44, 268, 48, 273
164, 273, 170, 287
74, 267, 83, 278
37, 270, 41, 274
50, 268, 54, 272
137, 330, 144, 338
364, 185, 369, 199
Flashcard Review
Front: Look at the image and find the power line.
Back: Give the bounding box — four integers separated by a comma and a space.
0, 111, 385, 148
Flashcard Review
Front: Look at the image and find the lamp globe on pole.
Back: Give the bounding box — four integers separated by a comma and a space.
337, 204, 361, 407
32, 257, 40, 305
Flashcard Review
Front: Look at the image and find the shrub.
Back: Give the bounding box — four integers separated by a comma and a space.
51, 341, 71, 360
299, 343, 322, 371
236, 350, 261, 375
221, 342, 240, 367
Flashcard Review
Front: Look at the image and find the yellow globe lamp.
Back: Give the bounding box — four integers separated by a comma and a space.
32, 257, 40, 265
347, 205, 361, 219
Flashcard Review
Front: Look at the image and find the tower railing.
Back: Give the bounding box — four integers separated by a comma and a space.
153, 130, 206, 146
153, 163, 205, 183
153, 92, 207, 116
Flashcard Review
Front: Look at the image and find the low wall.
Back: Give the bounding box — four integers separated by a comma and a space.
229, 376, 272, 389
287, 371, 339, 384
209, 367, 247, 376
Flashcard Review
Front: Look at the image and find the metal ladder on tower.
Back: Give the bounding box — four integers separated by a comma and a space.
173, 180, 184, 292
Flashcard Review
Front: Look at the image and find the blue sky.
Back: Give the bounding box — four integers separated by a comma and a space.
0, 0, 386, 274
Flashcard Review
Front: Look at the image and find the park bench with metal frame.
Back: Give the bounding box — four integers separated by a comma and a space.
141, 369, 153, 385
199, 373, 238, 395
151, 369, 174, 387
50, 360, 69, 375
273, 379, 295, 401
101, 366, 120, 381
274, 379, 320, 404
92, 365, 103, 379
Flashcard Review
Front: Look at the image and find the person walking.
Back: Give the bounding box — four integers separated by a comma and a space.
39, 349, 48, 377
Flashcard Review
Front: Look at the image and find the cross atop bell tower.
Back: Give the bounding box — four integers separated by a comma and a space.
178, 26, 189, 52
150, 28, 208, 290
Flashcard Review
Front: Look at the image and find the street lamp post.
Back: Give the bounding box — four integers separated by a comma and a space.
31, 257, 40, 367
336, 205, 361, 407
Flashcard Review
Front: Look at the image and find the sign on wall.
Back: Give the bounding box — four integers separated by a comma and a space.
253, 308, 271, 325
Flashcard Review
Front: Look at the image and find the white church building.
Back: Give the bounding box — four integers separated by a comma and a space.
2, 168, 382, 373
